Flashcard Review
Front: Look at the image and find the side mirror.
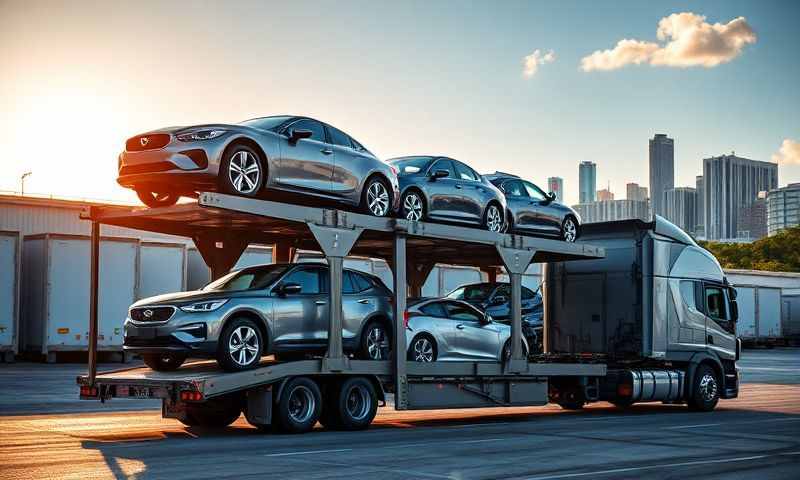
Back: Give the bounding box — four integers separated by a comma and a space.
730, 300, 739, 322
491, 295, 507, 306
482, 313, 493, 324
279, 282, 302, 295
287, 129, 313, 145
430, 169, 449, 180
547, 192, 557, 202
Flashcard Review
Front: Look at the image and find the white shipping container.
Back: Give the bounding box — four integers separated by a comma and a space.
757, 287, 782, 337
732, 284, 783, 340
783, 295, 800, 337
22, 234, 138, 360
0, 231, 22, 360
735, 287, 757, 338
139, 242, 186, 299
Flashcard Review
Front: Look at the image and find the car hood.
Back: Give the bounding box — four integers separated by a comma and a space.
139, 123, 248, 135
131, 289, 249, 307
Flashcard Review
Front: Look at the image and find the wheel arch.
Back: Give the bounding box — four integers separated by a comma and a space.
220, 136, 270, 185
218, 307, 273, 354
483, 199, 505, 228
685, 352, 724, 399
408, 331, 438, 358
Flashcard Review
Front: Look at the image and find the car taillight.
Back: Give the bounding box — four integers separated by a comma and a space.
403, 311, 409, 329
80, 386, 99, 397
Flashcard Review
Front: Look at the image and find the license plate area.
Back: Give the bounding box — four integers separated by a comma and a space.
115, 385, 167, 399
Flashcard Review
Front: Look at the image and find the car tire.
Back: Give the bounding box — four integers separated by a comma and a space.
401, 190, 425, 222
561, 216, 579, 242
141, 353, 186, 372
358, 320, 391, 361
274, 377, 322, 434
408, 334, 437, 362
220, 144, 265, 197
362, 176, 392, 217
136, 190, 179, 208
687, 364, 720, 412
321, 377, 378, 431
179, 395, 242, 428
217, 317, 264, 372
483, 203, 504, 233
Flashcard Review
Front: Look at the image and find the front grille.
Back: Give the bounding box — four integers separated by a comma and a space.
124, 336, 179, 347
126, 133, 171, 152
130, 306, 175, 323
119, 161, 176, 175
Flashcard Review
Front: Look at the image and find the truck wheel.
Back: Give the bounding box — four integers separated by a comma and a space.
142, 353, 186, 372
611, 398, 635, 409
557, 389, 585, 410
217, 317, 264, 372
321, 377, 378, 431
179, 396, 242, 428
274, 377, 321, 434
688, 364, 720, 412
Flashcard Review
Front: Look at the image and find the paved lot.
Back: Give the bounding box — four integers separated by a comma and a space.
1, 349, 798, 479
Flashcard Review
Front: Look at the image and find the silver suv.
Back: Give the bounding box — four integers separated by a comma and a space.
123, 263, 394, 372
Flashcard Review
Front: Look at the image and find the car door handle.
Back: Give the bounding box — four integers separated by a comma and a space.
456, 324, 465, 330
321, 148, 333, 155
454, 184, 462, 189
315, 300, 327, 306
357, 298, 370, 304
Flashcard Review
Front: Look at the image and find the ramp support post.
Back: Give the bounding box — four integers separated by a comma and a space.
496, 246, 536, 374
407, 261, 435, 298
393, 234, 409, 409
308, 224, 362, 372
272, 240, 295, 263
193, 234, 250, 280
87, 220, 100, 385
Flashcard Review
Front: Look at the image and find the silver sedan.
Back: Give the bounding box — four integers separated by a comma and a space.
405, 298, 527, 362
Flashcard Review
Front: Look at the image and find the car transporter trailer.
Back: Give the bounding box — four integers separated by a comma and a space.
77, 192, 607, 432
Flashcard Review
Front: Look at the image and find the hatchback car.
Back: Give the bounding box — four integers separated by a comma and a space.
388, 156, 507, 232
484, 172, 580, 241
123, 263, 394, 372
117, 115, 400, 217
405, 298, 528, 362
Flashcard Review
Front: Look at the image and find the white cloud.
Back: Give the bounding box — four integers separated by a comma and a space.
772, 139, 800, 166
581, 12, 756, 72
523, 49, 555, 78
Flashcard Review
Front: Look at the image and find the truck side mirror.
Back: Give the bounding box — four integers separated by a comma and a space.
730, 299, 738, 322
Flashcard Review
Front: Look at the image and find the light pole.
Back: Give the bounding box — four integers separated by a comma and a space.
20, 171, 32, 195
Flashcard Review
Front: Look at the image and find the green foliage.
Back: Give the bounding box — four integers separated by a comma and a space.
699, 226, 800, 272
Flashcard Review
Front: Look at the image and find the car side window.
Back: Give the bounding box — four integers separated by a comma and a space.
523, 181, 546, 201
453, 161, 479, 181
353, 273, 373, 292
503, 180, 527, 197
705, 286, 728, 321
420, 302, 447, 318
281, 267, 322, 294
287, 119, 326, 143
429, 159, 456, 178
328, 126, 352, 148
444, 302, 482, 322
343, 271, 357, 294
680, 280, 697, 311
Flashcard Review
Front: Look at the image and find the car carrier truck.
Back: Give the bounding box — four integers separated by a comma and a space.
76, 194, 739, 432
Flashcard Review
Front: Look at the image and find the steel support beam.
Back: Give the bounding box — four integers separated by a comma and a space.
272, 240, 295, 263
481, 266, 499, 283
193, 234, 250, 280
393, 234, 409, 409
407, 261, 435, 298
496, 246, 536, 373
87, 221, 100, 385
308, 224, 362, 372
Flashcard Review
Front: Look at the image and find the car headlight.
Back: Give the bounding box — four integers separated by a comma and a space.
176, 129, 227, 142
179, 299, 228, 312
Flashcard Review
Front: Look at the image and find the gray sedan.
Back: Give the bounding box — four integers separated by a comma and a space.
405, 298, 527, 362
123, 263, 394, 372
118, 115, 400, 217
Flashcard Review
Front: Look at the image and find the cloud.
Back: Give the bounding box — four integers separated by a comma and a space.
772, 139, 800, 166
581, 12, 756, 72
523, 49, 555, 78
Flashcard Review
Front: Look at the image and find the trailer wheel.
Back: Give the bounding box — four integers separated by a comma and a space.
274, 377, 322, 434
688, 364, 720, 412
142, 353, 186, 372
557, 389, 585, 410
320, 377, 378, 431
179, 396, 242, 428
611, 398, 635, 409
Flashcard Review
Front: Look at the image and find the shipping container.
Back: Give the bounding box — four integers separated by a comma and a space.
0, 231, 22, 361
783, 294, 800, 339
732, 284, 783, 343
138, 241, 186, 299
21, 234, 138, 361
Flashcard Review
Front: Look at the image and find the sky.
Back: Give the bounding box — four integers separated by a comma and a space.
1, 0, 798, 206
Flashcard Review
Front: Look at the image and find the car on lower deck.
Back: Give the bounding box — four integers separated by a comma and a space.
123, 262, 394, 372
404, 298, 527, 362
117, 115, 399, 217
389, 156, 507, 232
484, 172, 580, 241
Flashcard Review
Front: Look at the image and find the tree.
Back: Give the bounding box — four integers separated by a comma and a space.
699, 226, 800, 272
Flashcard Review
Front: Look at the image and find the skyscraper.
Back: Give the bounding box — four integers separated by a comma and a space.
737, 193, 768, 241
704, 154, 779, 240
626, 182, 648, 201
547, 177, 564, 203
597, 188, 614, 201
572, 200, 649, 223
663, 187, 697, 234
695, 175, 704, 238
649, 134, 674, 217
767, 182, 800, 236
579, 161, 596, 204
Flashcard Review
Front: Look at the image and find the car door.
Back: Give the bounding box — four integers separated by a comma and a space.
523, 181, 561, 234
445, 301, 500, 360
327, 125, 361, 196
501, 180, 537, 233
277, 119, 334, 193
425, 158, 463, 221
342, 271, 375, 341
451, 160, 485, 222
703, 283, 737, 360
418, 301, 458, 360
271, 266, 328, 345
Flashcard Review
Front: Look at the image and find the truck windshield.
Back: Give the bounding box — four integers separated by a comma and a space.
447, 284, 495, 302
203, 265, 290, 292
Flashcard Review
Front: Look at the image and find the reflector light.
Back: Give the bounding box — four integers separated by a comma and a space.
57, 328, 69, 334
618, 384, 633, 396
403, 311, 410, 329
180, 391, 203, 402
80, 386, 98, 397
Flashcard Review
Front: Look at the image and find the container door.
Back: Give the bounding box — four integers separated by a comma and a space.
48, 239, 89, 349
0, 236, 16, 348
734, 287, 756, 338
139, 244, 185, 298
99, 241, 137, 348
757, 288, 782, 338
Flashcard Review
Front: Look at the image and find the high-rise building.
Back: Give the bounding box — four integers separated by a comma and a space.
547, 177, 564, 203
626, 182, 648, 202
649, 134, 675, 217
663, 187, 697, 234
579, 161, 596, 204
572, 200, 649, 223
767, 182, 800, 236
737, 193, 768, 241
704, 154, 778, 240
597, 188, 614, 201
695, 175, 705, 238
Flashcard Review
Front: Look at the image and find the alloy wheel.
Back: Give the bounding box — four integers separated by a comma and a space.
366, 325, 390, 360
562, 218, 577, 242
228, 150, 261, 195
366, 181, 390, 216
403, 192, 423, 221
412, 338, 434, 362
345, 384, 371, 421
287, 385, 315, 424
699, 373, 718, 402
228, 325, 259, 367
485, 205, 503, 232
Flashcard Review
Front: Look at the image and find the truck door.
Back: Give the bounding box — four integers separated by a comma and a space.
703, 283, 737, 360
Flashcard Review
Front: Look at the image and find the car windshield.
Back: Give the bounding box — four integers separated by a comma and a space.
389, 156, 433, 175
203, 264, 290, 292
239, 116, 293, 131
447, 284, 496, 302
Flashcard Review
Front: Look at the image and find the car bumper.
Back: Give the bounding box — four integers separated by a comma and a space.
117, 138, 227, 191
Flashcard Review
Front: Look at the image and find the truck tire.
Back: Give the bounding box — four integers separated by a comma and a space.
320, 377, 378, 431
687, 364, 720, 412
179, 396, 242, 428
274, 377, 322, 434
557, 388, 585, 410
142, 353, 186, 372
